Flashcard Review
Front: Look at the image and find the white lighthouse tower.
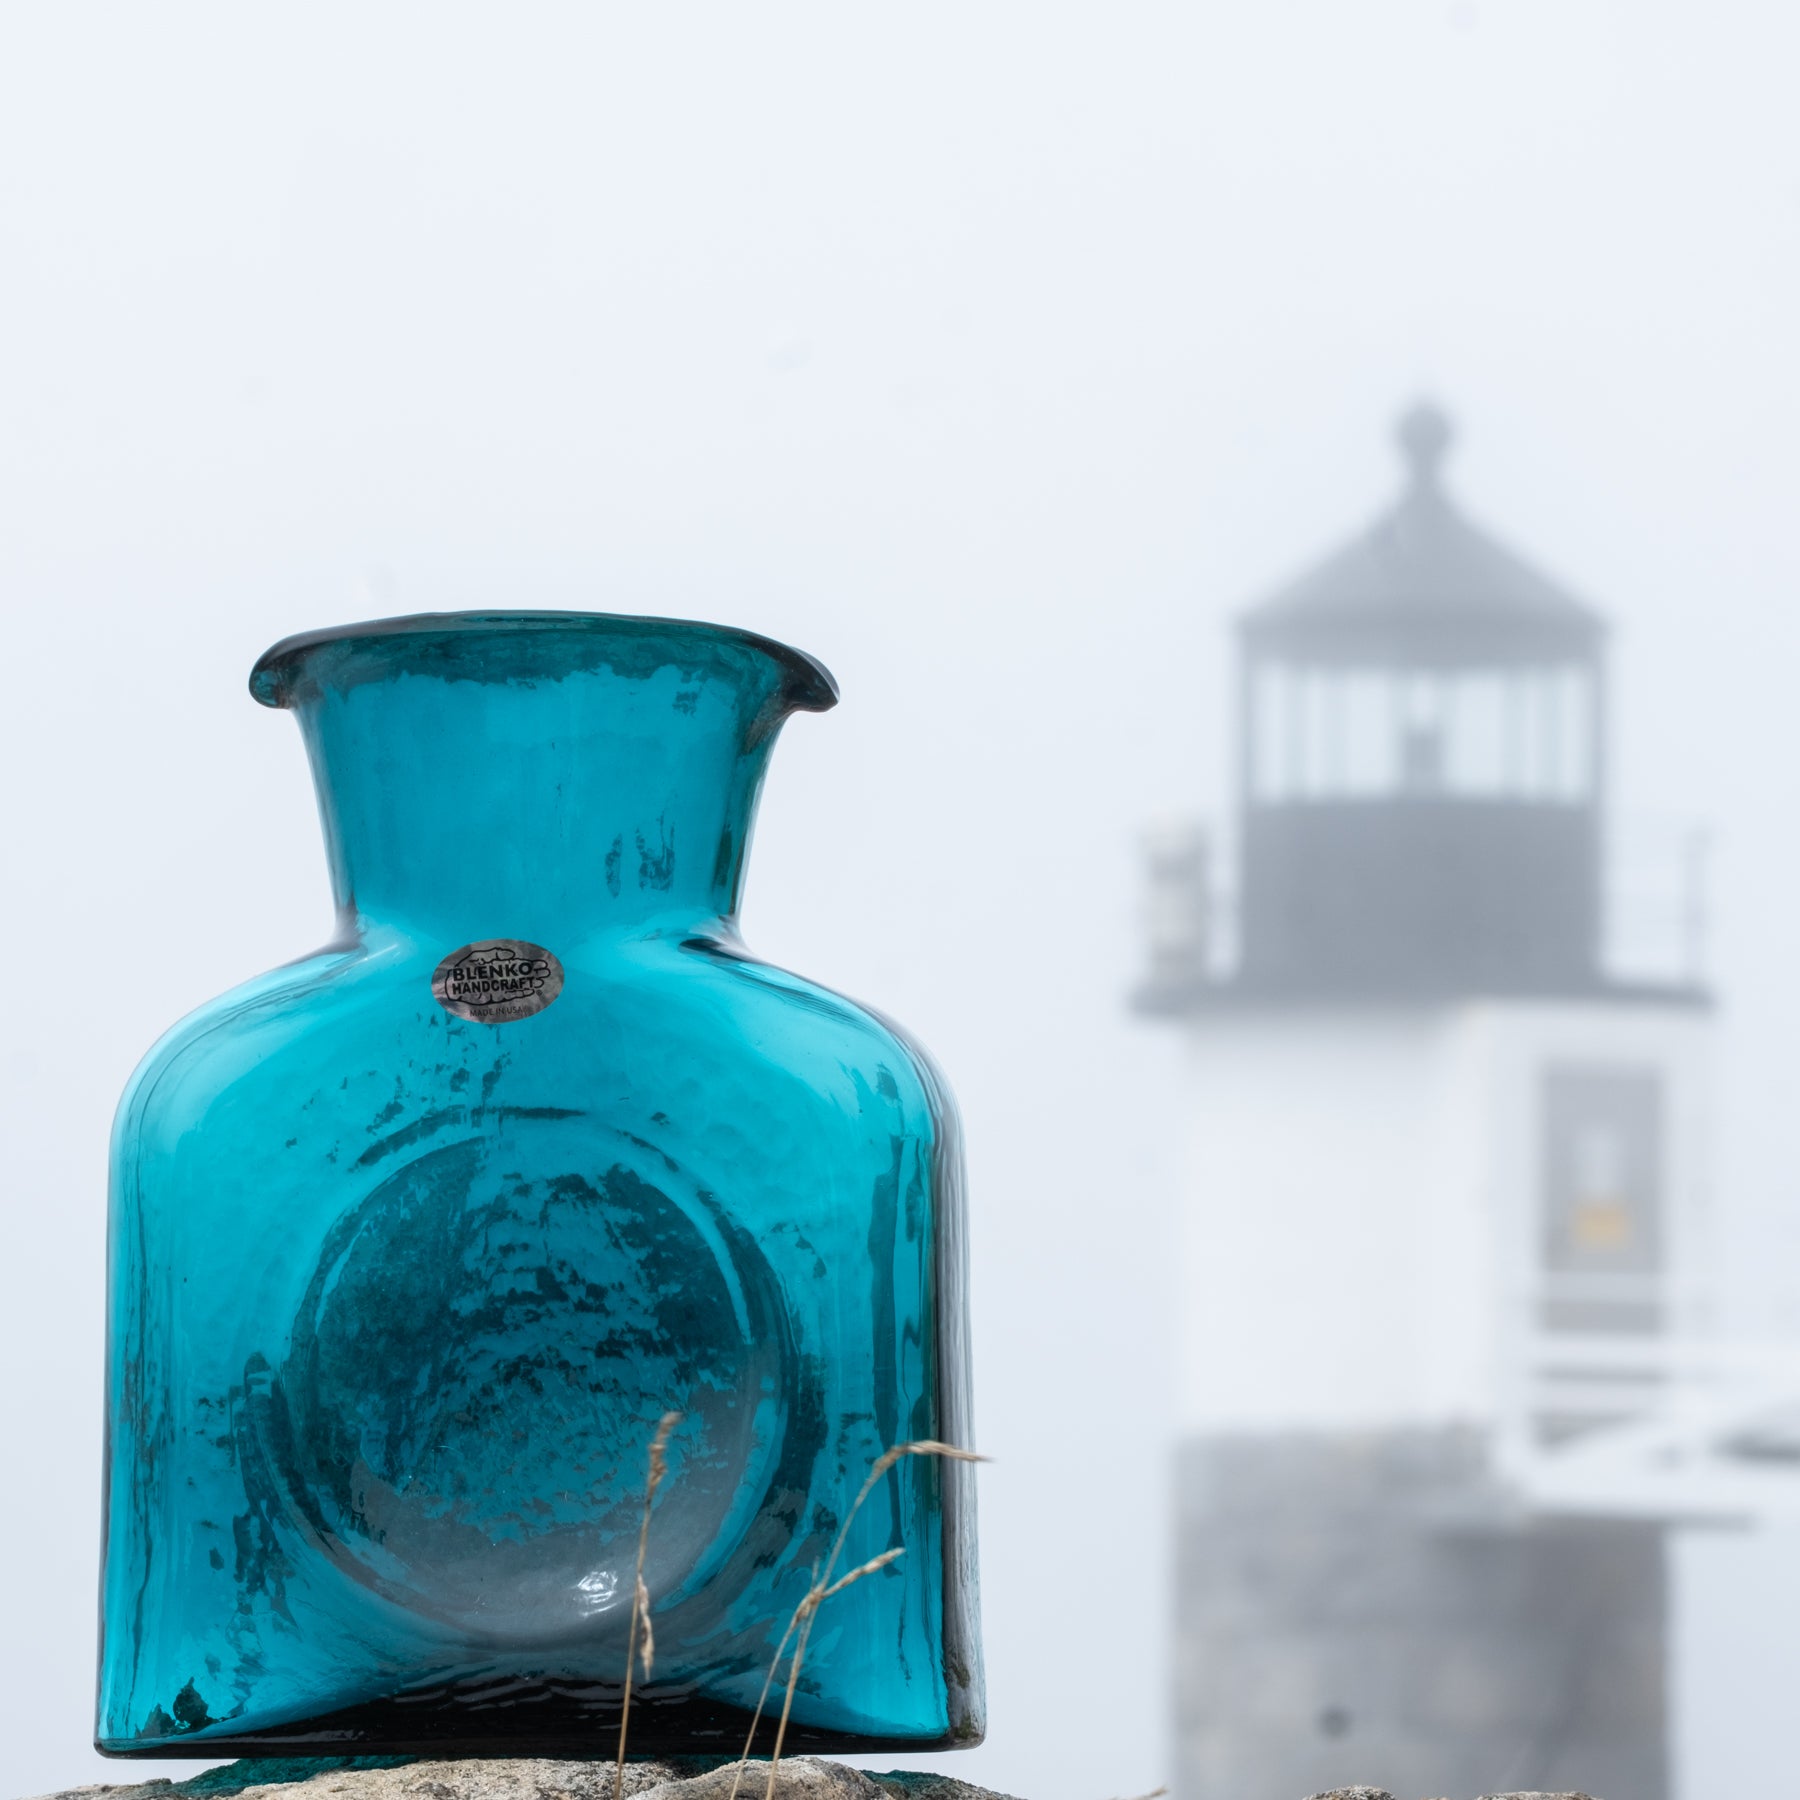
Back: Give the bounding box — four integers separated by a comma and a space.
1139, 406, 1720, 1800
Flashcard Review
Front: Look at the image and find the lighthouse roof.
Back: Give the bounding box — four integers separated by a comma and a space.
1241, 403, 1605, 665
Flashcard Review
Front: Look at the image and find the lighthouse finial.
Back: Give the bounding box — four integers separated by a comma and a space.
1396, 400, 1454, 485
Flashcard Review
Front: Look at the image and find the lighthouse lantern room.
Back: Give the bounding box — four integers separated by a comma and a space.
1236, 402, 1608, 999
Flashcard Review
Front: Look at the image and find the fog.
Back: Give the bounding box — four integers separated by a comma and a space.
3, 6, 1799, 1798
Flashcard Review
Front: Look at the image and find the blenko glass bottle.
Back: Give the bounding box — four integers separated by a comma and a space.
99, 613, 981, 1758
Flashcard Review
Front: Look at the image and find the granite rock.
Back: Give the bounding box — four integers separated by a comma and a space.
24, 1759, 1023, 1800
23, 1762, 1607, 1800
1304, 1788, 1397, 1800
1305, 1792, 1600, 1800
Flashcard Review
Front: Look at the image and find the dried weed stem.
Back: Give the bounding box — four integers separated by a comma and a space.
615, 1409, 684, 1795
725, 1439, 988, 1800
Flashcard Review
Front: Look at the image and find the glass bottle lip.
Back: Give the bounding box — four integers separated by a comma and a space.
250, 608, 839, 715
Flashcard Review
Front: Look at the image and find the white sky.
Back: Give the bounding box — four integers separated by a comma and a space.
3, 5, 1800, 1798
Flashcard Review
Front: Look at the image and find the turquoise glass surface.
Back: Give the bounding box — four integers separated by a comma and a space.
98, 613, 981, 1758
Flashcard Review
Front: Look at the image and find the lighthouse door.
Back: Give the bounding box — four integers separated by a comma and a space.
1540, 1064, 1665, 1334
1527, 1063, 1668, 1449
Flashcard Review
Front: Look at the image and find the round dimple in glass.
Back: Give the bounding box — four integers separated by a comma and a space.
262, 1121, 782, 1644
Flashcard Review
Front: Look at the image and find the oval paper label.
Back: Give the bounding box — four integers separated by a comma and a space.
432, 939, 565, 1025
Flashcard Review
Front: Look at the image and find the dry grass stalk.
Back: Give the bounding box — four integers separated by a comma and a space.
614, 1409, 684, 1795
725, 1439, 988, 1800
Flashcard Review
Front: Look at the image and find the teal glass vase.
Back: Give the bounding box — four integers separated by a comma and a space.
98, 613, 981, 1759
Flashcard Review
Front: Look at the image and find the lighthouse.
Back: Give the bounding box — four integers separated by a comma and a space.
1138, 407, 1716, 1800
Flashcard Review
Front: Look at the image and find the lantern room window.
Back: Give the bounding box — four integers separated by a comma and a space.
1250, 661, 1595, 804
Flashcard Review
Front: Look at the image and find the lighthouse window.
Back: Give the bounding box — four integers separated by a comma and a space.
1250, 659, 1594, 804
1443, 674, 1508, 791
1399, 676, 1446, 791
1508, 666, 1592, 800
1538, 1064, 1664, 1336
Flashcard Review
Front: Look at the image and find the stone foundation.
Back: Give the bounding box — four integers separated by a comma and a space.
1176, 1429, 1663, 1800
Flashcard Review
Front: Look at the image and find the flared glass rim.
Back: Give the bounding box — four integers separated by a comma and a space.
250, 609, 839, 714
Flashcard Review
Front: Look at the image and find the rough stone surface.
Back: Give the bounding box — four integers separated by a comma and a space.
1306, 1791, 1598, 1800
22, 1759, 1023, 1800
17, 1766, 1616, 1800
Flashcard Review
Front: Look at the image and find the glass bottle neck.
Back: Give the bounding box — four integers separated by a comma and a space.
280, 625, 820, 950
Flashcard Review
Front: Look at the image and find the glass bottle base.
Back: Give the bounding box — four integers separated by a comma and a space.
97, 1674, 980, 1759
